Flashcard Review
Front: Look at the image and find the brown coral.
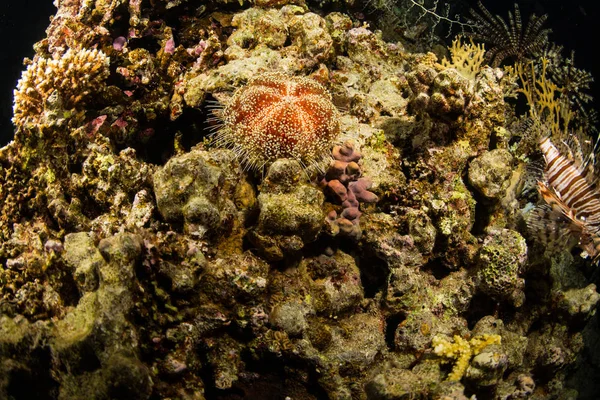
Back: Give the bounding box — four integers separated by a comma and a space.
12, 48, 110, 130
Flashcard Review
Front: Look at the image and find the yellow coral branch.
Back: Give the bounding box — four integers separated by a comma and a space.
432, 333, 501, 381
511, 58, 572, 138
441, 37, 486, 81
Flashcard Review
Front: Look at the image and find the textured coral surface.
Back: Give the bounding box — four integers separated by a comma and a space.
0, 0, 598, 399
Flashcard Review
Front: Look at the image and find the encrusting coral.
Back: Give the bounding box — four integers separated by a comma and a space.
476, 228, 528, 307
248, 158, 325, 261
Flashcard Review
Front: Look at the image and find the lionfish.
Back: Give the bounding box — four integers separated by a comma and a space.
526, 135, 600, 260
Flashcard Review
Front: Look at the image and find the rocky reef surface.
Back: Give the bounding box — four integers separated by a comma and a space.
0, 0, 599, 399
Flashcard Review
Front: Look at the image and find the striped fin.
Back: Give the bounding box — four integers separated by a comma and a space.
520, 156, 545, 201
525, 204, 575, 249
539, 137, 600, 232
553, 133, 600, 185
528, 187, 600, 261
578, 230, 600, 261
537, 181, 581, 228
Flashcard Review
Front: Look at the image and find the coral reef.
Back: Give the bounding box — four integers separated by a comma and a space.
0, 0, 599, 399
248, 158, 325, 261
153, 148, 250, 238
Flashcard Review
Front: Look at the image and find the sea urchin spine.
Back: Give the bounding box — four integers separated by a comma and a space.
213, 72, 341, 172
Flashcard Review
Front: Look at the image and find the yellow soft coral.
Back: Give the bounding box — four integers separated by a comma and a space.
441, 37, 486, 81
508, 57, 572, 138
432, 333, 501, 381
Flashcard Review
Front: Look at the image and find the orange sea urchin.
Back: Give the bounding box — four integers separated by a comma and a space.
214, 73, 341, 171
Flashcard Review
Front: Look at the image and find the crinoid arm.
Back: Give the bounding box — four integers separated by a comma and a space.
465, 1, 550, 66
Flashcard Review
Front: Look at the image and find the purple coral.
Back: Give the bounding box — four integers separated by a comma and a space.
113, 36, 127, 51
322, 140, 378, 240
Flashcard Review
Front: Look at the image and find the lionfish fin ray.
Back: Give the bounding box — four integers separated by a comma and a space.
536, 136, 600, 261
525, 204, 573, 248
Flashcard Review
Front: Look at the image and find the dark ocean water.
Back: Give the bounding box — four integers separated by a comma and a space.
0, 0, 598, 145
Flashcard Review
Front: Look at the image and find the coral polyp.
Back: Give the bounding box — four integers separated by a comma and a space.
214, 72, 341, 171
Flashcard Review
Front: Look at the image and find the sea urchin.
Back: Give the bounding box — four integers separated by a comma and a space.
213, 72, 341, 172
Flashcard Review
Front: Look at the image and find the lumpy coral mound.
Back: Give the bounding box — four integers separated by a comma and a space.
215, 72, 341, 171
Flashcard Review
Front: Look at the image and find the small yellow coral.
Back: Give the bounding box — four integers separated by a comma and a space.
12, 48, 110, 130
432, 333, 501, 381
441, 37, 486, 81
508, 57, 572, 138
